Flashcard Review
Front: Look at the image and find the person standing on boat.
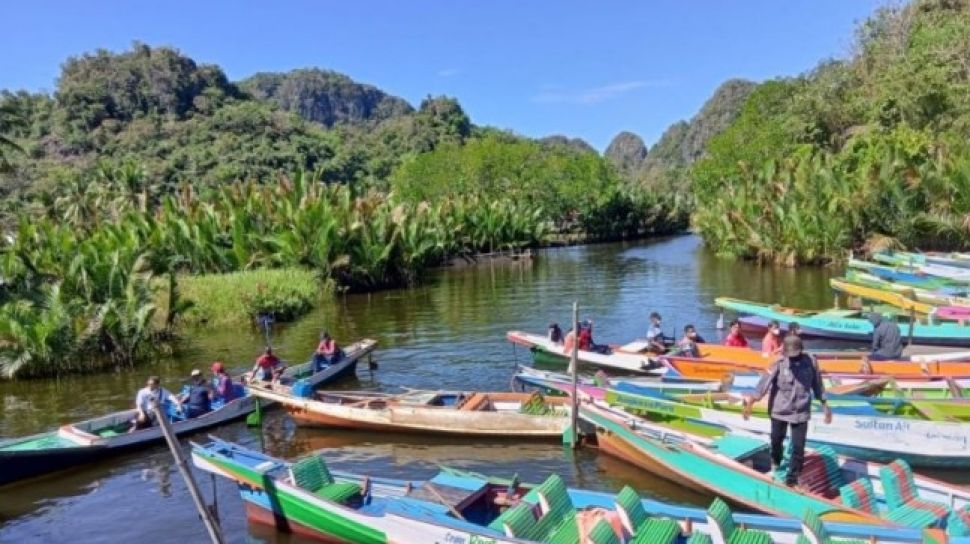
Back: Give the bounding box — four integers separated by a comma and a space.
742, 336, 832, 488
723, 320, 749, 348
180, 369, 212, 418
211, 362, 235, 403
868, 313, 903, 360
761, 320, 784, 356
129, 376, 181, 432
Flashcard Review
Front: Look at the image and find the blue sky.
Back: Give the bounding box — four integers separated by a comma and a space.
1, 1, 886, 150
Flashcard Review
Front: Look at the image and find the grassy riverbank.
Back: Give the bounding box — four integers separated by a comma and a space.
157, 269, 328, 327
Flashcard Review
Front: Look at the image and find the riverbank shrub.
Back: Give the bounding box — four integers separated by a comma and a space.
692, 0, 970, 265
171, 269, 325, 326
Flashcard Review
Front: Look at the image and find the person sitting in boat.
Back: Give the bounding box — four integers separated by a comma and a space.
723, 320, 749, 348
577, 320, 594, 351
742, 336, 832, 488
129, 376, 181, 432
250, 347, 285, 382
646, 312, 667, 351
868, 313, 904, 360
180, 369, 212, 418
787, 322, 802, 339
761, 320, 783, 356
313, 331, 342, 371
547, 322, 563, 344
676, 324, 704, 357
210, 362, 235, 403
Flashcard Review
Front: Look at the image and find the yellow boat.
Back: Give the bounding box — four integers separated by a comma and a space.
830, 277, 936, 314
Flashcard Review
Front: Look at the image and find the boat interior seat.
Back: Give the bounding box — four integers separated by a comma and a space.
614, 485, 682, 543
289, 454, 361, 504
706, 497, 773, 544
795, 508, 868, 544
880, 460, 950, 527
487, 474, 579, 541
839, 478, 877, 514
587, 518, 621, 544
947, 508, 970, 537
686, 533, 713, 544
459, 393, 490, 411
710, 435, 769, 461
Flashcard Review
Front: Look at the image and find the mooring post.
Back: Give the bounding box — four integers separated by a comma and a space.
569, 301, 580, 449
153, 401, 226, 544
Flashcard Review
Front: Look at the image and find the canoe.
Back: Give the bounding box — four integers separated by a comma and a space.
831, 277, 937, 315
0, 387, 256, 487
662, 353, 970, 380
717, 296, 970, 347
873, 253, 970, 283
845, 269, 970, 304
875, 251, 970, 270
849, 259, 962, 291
515, 365, 970, 404
0, 338, 378, 486
506, 330, 667, 375
191, 438, 945, 543
266, 338, 378, 393
248, 385, 570, 437
581, 401, 970, 534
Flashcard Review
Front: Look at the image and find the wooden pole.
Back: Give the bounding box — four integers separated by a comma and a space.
908, 308, 916, 347
153, 401, 226, 544
569, 301, 579, 450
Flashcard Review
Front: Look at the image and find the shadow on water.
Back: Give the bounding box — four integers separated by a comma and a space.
0, 236, 914, 542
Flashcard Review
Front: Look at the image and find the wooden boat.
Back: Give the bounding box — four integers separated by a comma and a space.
581, 401, 970, 534
831, 277, 937, 315
257, 338, 378, 394
849, 259, 965, 291
874, 253, 970, 283
248, 385, 570, 437
0, 338, 378, 486
876, 251, 970, 270
716, 296, 970, 347
662, 353, 970, 380
506, 330, 667, 375
191, 438, 944, 543
845, 269, 970, 305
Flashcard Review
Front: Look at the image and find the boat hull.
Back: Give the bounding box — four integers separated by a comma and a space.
508, 330, 666, 375
0, 442, 109, 486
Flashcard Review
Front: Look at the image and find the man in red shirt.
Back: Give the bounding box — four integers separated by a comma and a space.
250, 347, 284, 382
724, 320, 750, 348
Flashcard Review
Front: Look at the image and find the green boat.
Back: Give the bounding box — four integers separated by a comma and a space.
582, 401, 970, 535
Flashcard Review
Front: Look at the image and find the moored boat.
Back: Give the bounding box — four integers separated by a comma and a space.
716, 296, 970, 347
581, 401, 970, 535
192, 438, 946, 543
0, 338, 378, 486
662, 352, 970, 380
506, 330, 667, 375
248, 385, 570, 437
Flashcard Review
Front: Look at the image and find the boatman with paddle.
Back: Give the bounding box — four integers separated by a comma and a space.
742, 335, 832, 488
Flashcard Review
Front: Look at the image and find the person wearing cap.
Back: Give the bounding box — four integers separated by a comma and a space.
868, 313, 903, 360
742, 335, 832, 488
180, 369, 213, 418
210, 362, 235, 403
646, 312, 667, 351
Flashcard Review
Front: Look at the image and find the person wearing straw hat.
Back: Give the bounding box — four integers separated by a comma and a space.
742, 335, 832, 488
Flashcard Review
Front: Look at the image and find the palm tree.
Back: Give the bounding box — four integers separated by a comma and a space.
0, 102, 25, 173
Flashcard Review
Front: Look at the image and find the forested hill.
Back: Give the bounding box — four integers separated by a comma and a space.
692, 0, 970, 265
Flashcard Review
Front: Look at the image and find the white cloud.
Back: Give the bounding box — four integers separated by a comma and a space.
437, 68, 461, 78
532, 80, 669, 105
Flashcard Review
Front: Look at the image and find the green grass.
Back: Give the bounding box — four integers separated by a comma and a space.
159, 268, 329, 327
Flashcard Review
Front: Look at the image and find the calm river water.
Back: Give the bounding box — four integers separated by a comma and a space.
0, 235, 844, 542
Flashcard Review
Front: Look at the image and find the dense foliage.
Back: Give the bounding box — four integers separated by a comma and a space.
693, 0, 970, 264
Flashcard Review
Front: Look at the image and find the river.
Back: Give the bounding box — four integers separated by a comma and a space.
0, 235, 845, 542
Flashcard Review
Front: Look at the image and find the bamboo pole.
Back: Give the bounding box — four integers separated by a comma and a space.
569, 301, 579, 450
152, 401, 226, 544
908, 308, 916, 347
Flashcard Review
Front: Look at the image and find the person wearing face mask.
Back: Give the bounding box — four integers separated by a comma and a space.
742, 336, 832, 488
761, 320, 784, 356
677, 324, 705, 357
